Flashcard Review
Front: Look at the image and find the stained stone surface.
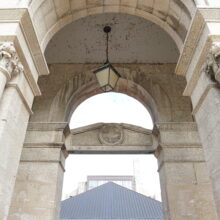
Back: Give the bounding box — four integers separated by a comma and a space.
45, 13, 179, 64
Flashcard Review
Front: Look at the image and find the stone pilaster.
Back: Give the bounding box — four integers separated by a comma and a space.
155, 122, 218, 220
8, 122, 69, 220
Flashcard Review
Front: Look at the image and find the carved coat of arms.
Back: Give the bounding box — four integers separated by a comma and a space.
99, 124, 124, 145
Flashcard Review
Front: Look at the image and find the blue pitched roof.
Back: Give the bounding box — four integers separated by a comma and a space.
60, 182, 163, 220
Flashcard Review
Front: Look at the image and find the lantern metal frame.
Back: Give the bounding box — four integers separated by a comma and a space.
93, 26, 121, 92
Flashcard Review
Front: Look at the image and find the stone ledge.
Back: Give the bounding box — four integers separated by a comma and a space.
27, 122, 69, 132
23, 142, 65, 148
159, 143, 202, 148
155, 122, 198, 131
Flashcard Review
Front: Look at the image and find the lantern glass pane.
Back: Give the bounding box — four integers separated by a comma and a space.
103, 85, 113, 92
95, 67, 109, 87
109, 68, 119, 89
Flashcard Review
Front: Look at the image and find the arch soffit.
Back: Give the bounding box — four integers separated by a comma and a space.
29, 1, 195, 52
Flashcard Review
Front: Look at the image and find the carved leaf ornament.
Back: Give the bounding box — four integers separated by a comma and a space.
0, 42, 23, 79
202, 42, 220, 84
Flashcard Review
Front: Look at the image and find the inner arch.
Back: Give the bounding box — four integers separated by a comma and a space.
70, 92, 153, 130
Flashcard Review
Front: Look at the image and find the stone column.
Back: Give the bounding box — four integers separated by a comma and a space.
155, 122, 218, 220
0, 43, 35, 220
0, 42, 23, 100
190, 42, 220, 216
8, 122, 69, 220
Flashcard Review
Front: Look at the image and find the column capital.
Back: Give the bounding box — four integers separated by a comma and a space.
202, 42, 220, 84
0, 42, 23, 80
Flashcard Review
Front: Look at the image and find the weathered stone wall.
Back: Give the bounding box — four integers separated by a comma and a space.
8, 123, 69, 220
155, 122, 218, 220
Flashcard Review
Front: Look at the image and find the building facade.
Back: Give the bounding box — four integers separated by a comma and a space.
1, 1, 220, 220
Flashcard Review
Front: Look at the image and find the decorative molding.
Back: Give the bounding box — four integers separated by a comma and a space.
71, 123, 152, 135
202, 42, 220, 84
0, 42, 23, 80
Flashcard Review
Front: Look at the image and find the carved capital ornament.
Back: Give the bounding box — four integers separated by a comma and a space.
0, 42, 23, 80
202, 42, 220, 84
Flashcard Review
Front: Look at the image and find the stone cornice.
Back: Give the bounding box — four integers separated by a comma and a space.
0, 8, 49, 76
71, 123, 152, 135
176, 8, 220, 97
0, 8, 50, 96
176, 8, 220, 77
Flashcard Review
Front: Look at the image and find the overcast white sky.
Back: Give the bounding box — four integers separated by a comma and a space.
62, 93, 161, 201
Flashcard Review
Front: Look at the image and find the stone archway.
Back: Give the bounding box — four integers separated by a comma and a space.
29, 0, 196, 51
1, 1, 220, 219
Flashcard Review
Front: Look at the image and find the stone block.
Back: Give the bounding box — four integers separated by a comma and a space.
121, 0, 137, 7
70, 0, 87, 11
137, 0, 154, 13
54, 0, 70, 18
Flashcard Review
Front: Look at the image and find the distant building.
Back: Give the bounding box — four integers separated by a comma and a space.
60, 182, 163, 220
65, 175, 135, 198
86, 175, 136, 191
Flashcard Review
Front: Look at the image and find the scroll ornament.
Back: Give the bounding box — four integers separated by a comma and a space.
202, 42, 220, 84
0, 42, 23, 79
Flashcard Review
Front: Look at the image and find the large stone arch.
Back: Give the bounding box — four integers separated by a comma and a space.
28, 62, 193, 125
49, 78, 160, 123
32, 64, 191, 124
28, 0, 196, 51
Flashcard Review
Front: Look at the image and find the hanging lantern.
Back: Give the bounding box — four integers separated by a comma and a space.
93, 26, 121, 92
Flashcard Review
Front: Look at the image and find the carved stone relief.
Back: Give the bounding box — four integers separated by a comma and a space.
98, 124, 124, 145
0, 42, 23, 79
202, 42, 220, 84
